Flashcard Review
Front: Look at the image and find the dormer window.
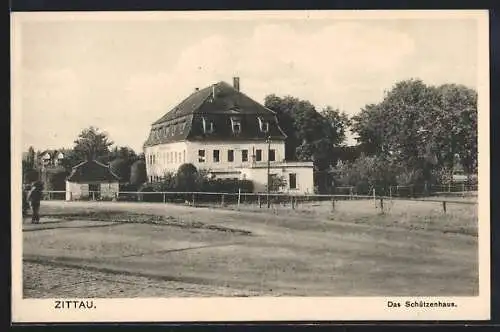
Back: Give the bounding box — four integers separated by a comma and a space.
230, 117, 241, 134
258, 117, 269, 133
202, 117, 214, 134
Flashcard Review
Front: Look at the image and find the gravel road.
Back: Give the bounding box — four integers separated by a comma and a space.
24, 261, 269, 298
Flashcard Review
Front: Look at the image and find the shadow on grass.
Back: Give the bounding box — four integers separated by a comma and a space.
37, 212, 253, 236
23, 222, 126, 232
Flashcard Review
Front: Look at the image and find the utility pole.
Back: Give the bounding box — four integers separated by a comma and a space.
266, 135, 271, 208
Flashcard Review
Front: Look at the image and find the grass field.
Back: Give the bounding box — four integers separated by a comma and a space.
22, 198, 478, 298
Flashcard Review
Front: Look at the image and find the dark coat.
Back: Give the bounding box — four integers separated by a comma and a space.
27, 182, 43, 203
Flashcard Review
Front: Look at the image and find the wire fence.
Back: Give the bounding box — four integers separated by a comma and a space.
330, 184, 478, 198
35, 187, 477, 215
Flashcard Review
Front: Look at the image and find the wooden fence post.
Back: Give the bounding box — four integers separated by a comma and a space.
221, 194, 225, 207
379, 198, 384, 214
237, 189, 241, 209
258, 194, 261, 208
163, 193, 166, 203
442, 201, 447, 214
192, 193, 195, 207
291, 196, 295, 209
331, 198, 335, 212
373, 188, 376, 207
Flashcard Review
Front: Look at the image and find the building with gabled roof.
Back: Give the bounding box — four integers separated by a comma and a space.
65, 160, 120, 201
143, 77, 314, 193
38, 149, 65, 168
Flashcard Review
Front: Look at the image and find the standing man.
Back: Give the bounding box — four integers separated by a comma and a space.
27, 181, 43, 224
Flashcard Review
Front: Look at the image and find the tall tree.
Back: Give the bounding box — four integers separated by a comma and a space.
264, 95, 350, 170
264, 94, 303, 160
109, 146, 138, 161
26, 146, 35, 169
73, 126, 114, 162
130, 158, 148, 187
351, 79, 478, 183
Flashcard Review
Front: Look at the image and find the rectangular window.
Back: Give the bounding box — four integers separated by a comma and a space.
258, 117, 269, 133
198, 149, 205, 162
202, 117, 214, 134
174, 152, 178, 163
269, 149, 276, 161
231, 118, 241, 134
213, 150, 220, 162
289, 173, 297, 189
255, 149, 262, 161
242, 149, 248, 162
228, 149, 234, 162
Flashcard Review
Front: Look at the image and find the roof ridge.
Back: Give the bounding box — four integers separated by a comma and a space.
93, 160, 109, 168
72, 160, 87, 169
107, 167, 121, 180
152, 84, 214, 125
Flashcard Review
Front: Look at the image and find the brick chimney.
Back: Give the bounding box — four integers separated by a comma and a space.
233, 77, 240, 91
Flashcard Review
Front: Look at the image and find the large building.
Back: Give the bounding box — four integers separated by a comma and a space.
143, 77, 314, 193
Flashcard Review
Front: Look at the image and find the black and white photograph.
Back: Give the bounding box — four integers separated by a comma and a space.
11, 10, 489, 322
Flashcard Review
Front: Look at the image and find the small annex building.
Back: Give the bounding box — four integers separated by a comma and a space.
65, 160, 120, 201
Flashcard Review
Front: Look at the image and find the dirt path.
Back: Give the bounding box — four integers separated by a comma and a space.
24, 261, 272, 298
22, 200, 478, 297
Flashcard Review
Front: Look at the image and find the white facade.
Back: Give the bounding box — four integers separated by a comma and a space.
145, 140, 286, 180
240, 161, 314, 194
65, 181, 119, 201
144, 141, 314, 194
144, 141, 189, 181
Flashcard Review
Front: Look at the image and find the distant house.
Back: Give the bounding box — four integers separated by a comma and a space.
65, 160, 120, 201
143, 77, 314, 194
38, 150, 65, 167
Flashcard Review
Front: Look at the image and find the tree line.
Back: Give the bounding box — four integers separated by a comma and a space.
264, 78, 477, 193
22, 126, 148, 190
22, 78, 478, 194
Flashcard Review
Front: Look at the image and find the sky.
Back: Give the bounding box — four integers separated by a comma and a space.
13, 11, 481, 153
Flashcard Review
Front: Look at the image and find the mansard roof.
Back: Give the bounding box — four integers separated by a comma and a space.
144, 80, 287, 147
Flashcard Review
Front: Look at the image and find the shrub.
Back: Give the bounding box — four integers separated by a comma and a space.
267, 174, 287, 192
203, 179, 254, 193
335, 154, 397, 195
176, 163, 199, 192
